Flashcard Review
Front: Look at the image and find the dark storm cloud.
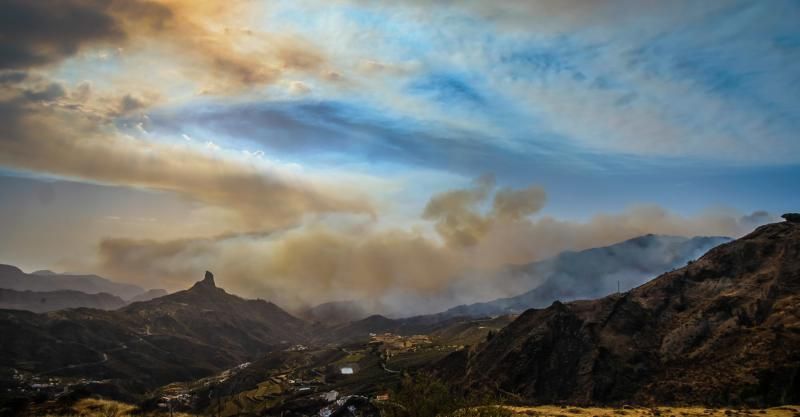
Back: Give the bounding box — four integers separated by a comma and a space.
0, 70, 28, 84
22, 82, 66, 101
0, 0, 325, 92
0, 0, 128, 69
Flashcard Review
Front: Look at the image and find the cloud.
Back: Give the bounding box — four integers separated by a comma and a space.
118, 0, 331, 93
0, 82, 373, 229
422, 174, 547, 248
96, 225, 461, 311
0, 0, 332, 92
287, 81, 312, 95
491, 185, 547, 221
0, 0, 128, 69
91, 175, 777, 315
422, 174, 495, 247
270, 1, 800, 164
467, 205, 778, 268
21, 82, 66, 102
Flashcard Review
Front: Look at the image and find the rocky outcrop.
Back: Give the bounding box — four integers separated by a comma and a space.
442, 221, 800, 406
783, 212, 800, 223
201, 270, 215, 286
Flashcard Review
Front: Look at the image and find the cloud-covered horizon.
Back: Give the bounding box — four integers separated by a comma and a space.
0, 0, 798, 312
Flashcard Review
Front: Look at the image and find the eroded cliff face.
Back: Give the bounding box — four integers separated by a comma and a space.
445, 221, 800, 406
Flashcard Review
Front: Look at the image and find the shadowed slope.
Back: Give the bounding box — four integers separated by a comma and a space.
442, 221, 800, 406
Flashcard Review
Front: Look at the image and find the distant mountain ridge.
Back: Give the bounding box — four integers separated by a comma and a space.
0, 264, 145, 300
0, 288, 126, 313
441, 234, 730, 318
439, 220, 800, 405
127, 288, 168, 303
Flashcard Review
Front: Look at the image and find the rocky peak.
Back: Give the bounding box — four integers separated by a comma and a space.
190, 270, 217, 291
202, 271, 215, 286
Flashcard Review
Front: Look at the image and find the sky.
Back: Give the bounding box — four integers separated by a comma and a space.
0, 0, 798, 314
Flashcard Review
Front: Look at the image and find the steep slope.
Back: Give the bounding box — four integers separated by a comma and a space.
0, 272, 308, 391
0, 265, 145, 300
443, 221, 800, 406
0, 288, 126, 312
442, 235, 730, 318
120, 271, 307, 354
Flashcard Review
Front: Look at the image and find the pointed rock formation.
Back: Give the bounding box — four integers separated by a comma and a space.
201, 270, 216, 287
189, 270, 219, 293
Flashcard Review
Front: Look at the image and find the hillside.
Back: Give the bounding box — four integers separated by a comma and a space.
442, 235, 730, 318
0, 288, 126, 313
0, 272, 308, 391
441, 220, 800, 406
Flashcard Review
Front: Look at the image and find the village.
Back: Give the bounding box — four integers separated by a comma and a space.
368, 333, 433, 357
142, 332, 458, 416
3, 368, 115, 406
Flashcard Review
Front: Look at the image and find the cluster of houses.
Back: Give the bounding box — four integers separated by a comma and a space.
7, 369, 107, 399
287, 344, 309, 352
368, 333, 432, 357
157, 392, 193, 410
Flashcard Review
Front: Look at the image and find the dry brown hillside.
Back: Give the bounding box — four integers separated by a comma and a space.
442, 220, 800, 406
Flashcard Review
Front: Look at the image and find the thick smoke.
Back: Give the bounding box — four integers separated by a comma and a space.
94, 176, 777, 316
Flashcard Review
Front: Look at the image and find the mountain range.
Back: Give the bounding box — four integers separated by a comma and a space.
1, 222, 798, 410
0, 288, 126, 313
439, 220, 800, 406
0, 265, 161, 301
441, 234, 730, 318
0, 234, 725, 321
